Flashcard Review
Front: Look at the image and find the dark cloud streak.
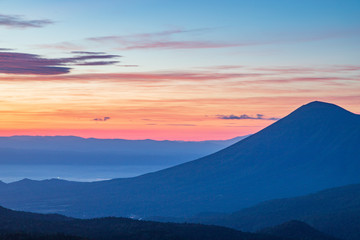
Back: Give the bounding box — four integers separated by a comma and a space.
0, 50, 121, 75
0, 51, 70, 75
93, 117, 111, 121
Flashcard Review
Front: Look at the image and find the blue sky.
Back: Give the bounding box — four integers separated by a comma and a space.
2, 0, 359, 70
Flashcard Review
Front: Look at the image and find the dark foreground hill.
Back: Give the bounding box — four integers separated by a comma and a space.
0, 205, 292, 240
0, 101, 359, 218
180, 184, 360, 240
0, 232, 88, 240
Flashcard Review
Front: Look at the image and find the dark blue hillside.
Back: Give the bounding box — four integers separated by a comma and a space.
182, 183, 360, 240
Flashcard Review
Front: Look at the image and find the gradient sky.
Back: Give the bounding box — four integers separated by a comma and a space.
0, 0, 359, 140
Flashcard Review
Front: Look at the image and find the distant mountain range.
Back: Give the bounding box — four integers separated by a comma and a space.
0, 101, 359, 221
0, 205, 338, 240
0, 135, 247, 166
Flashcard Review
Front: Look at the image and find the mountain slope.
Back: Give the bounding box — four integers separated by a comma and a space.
0, 101, 359, 218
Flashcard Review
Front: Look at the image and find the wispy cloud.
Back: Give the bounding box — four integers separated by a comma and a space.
166, 123, 197, 126
88, 28, 207, 42
118, 65, 139, 68
87, 27, 360, 51
121, 41, 240, 50
88, 28, 240, 50
217, 114, 279, 121
36, 42, 83, 51
65, 53, 121, 64
1, 64, 358, 83
0, 13, 53, 29
0, 50, 121, 75
19, 71, 260, 82
71, 51, 107, 55
198, 65, 245, 70
75, 61, 119, 66
253, 65, 360, 74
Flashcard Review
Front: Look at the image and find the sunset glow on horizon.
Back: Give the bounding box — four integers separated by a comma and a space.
1, 0, 359, 140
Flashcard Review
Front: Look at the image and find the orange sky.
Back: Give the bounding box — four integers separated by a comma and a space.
1, 67, 359, 140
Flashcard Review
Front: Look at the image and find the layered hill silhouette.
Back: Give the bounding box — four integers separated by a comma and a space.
259, 220, 340, 240
0, 101, 359, 218
0, 205, 292, 240
177, 184, 360, 240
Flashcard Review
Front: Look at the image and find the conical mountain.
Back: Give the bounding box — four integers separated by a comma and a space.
0, 101, 359, 218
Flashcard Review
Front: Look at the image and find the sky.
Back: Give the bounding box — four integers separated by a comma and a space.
0, 0, 359, 140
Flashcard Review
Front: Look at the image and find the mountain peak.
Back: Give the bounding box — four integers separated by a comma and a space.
300, 101, 348, 112
282, 101, 357, 124
9, 178, 36, 186
302, 101, 344, 110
